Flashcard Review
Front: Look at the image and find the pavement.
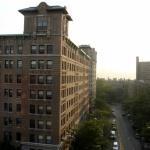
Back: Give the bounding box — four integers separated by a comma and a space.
111, 104, 142, 150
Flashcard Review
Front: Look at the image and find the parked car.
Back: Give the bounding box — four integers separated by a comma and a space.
110, 130, 117, 140
113, 141, 119, 150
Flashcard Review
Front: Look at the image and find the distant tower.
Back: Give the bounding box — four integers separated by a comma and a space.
136, 56, 139, 80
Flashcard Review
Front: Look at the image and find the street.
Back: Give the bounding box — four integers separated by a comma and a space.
111, 104, 142, 150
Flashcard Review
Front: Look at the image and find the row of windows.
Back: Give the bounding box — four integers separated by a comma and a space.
0, 45, 22, 54
3, 103, 21, 112
3, 74, 53, 84
62, 46, 89, 65
4, 74, 21, 83
61, 75, 88, 84
3, 131, 52, 144
0, 44, 54, 54
3, 89, 52, 99
61, 97, 78, 113
61, 86, 79, 98
4, 89, 21, 97
30, 90, 52, 99
61, 106, 78, 126
4, 60, 22, 68
3, 117, 52, 131
30, 75, 53, 84
62, 60, 88, 73
29, 134, 52, 144
2, 102, 51, 114
31, 60, 53, 69
4, 131, 21, 141
31, 45, 53, 54
30, 119, 51, 129
4, 117, 22, 127
0, 60, 53, 69
30, 105, 52, 115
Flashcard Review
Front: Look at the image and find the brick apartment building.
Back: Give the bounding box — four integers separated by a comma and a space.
0, 2, 96, 150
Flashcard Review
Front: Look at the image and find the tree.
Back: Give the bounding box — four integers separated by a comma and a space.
71, 120, 111, 150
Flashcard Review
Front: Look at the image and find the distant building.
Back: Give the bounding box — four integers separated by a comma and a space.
136, 56, 150, 83
79, 45, 97, 101
0, 2, 96, 150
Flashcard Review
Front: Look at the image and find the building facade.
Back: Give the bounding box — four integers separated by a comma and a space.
136, 56, 150, 83
79, 45, 97, 101
0, 2, 96, 150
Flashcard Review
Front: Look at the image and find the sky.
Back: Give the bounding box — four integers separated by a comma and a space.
1, 0, 150, 79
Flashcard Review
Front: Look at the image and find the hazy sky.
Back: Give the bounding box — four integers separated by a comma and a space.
1, 0, 150, 79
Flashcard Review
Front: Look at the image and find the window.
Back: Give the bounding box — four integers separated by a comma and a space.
4, 74, 13, 83
46, 76, 52, 84
4, 103, 12, 112
38, 75, 44, 84
46, 91, 52, 99
38, 120, 44, 129
9, 103, 12, 112
38, 60, 44, 69
0, 45, 2, 54
5, 46, 14, 54
30, 75, 36, 84
46, 121, 51, 129
4, 117, 8, 126
30, 105, 35, 114
46, 136, 52, 144
17, 45, 23, 54
38, 91, 44, 99
46, 106, 52, 114
4, 103, 8, 111
30, 119, 35, 128
9, 89, 13, 97
4, 131, 12, 141
17, 74, 21, 83
5, 60, 14, 68
17, 89, 22, 97
38, 135, 44, 143
16, 118, 22, 126
39, 45, 45, 54
47, 45, 53, 54
4, 89, 13, 97
0, 60, 2, 68
16, 132, 21, 141
38, 106, 44, 114
37, 16, 48, 32
47, 60, 53, 69
4, 117, 12, 126
4, 74, 9, 83
30, 90, 36, 99
31, 45, 37, 54
31, 61, 37, 69
16, 104, 21, 112
9, 74, 13, 83
10, 60, 14, 68
17, 60, 22, 68
30, 134, 35, 142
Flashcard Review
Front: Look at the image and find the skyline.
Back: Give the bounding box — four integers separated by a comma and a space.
1, 0, 150, 79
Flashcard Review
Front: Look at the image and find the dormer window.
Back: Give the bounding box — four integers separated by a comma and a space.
36, 16, 48, 33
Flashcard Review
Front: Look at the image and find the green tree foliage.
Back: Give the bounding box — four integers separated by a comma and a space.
96, 78, 128, 104
123, 82, 150, 142
71, 120, 111, 150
